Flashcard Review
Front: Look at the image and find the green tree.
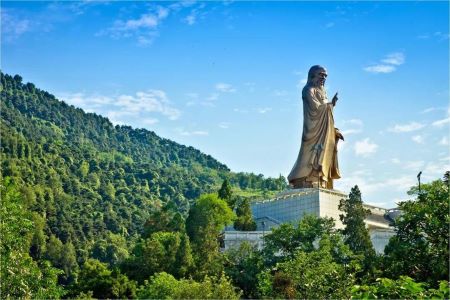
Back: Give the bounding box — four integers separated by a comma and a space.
383, 173, 449, 285
186, 193, 235, 278
136, 272, 241, 299
143, 201, 185, 237
224, 242, 264, 299
45, 235, 78, 283
72, 258, 136, 299
263, 214, 335, 262
174, 232, 194, 278
258, 235, 355, 299
218, 178, 233, 207
91, 233, 129, 267
233, 198, 257, 231
78, 161, 89, 179
351, 276, 449, 299
122, 231, 193, 282
339, 185, 376, 278
136, 272, 179, 299
29, 212, 47, 259
0, 178, 64, 299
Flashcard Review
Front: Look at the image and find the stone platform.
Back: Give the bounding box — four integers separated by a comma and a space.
223, 188, 397, 254
251, 188, 348, 230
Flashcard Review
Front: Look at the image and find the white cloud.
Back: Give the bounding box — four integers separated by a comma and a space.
422, 161, 450, 180
432, 117, 450, 127
344, 119, 363, 126
364, 65, 396, 74
99, 6, 168, 45
354, 138, 378, 157
439, 136, 449, 146
325, 22, 335, 28
100, 3, 205, 45
124, 13, 161, 30
206, 93, 219, 101
203, 102, 217, 107
182, 3, 207, 25
336, 171, 415, 200
106, 6, 169, 36
421, 107, 439, 113
177, 128, 209, 136
1, 9, 32, 41
273, 90, 289, 97
106, 110, 135, 125
59, 90, 181, 123
244, 82, 256, 93
381, 52, 405, 65
297, 78, 308, 89
234, 108, 248, 113
137, 34, 157, 46
186, 92, 199, 99
184, 14, 196, 25
376, 176, 416, 193
218, 122, 230, 129
142, 118, 159, 125
411, 135, 424, 144
168, 1, 197, 11
337, 140, 346, 152
2, 3, 111, 42
391, 158, 401, 164
388, 122, 425, 133
1, 9, 31, 38
186, 92, 219, 107
434, 31, 450, 40
340, 119, 363, 135
418, 32, 450, 41
341, 129, 361, 135
403, 160, 425, 171
257, 107, 272, 114
116, 90, 181, 120
215, 83, 236, 93
364, 52, 405, 74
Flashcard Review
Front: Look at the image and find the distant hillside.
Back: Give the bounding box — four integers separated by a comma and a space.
0, 72, 286, 248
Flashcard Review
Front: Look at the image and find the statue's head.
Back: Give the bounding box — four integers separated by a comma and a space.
307, 65, 327, 87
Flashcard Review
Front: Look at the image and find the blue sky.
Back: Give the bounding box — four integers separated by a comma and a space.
2, 1, 449, 208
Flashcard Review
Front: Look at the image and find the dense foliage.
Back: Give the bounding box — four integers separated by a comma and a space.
383, 172, 449, 285
339, 185, 376, 279
0, 178, 64, 299
0, 72, 285, 293
1, 73, 448, 299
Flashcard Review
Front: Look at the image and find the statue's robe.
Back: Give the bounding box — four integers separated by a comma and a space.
288, 84, 341, 189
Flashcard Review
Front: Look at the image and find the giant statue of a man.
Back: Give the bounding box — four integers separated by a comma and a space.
288, 65, 344, 189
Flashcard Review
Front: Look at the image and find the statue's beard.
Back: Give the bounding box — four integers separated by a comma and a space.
311, 82, 327, 99
311, 78, 325, 89
312, 81, 326, 92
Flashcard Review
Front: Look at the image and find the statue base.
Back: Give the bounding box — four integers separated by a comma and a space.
250, 188, 347, 230
289, 173, 335, 189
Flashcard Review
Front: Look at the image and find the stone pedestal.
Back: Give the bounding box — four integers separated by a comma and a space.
223, 188, 396, 254
251, 188, 348, 230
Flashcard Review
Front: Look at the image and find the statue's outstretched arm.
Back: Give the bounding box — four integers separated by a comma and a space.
331, 92, 338, 106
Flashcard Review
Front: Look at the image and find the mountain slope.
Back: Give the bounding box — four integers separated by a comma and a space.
0, 72, 286, 248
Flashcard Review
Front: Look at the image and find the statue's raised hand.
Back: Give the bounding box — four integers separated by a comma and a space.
331, 92, 338, 106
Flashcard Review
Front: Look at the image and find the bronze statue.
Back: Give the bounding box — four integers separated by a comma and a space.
288, 65, 344, 189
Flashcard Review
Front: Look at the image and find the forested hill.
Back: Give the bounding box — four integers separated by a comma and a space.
0, 72, 285, 245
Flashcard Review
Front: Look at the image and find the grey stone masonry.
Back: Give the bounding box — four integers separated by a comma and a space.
251, 188, 347, 230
